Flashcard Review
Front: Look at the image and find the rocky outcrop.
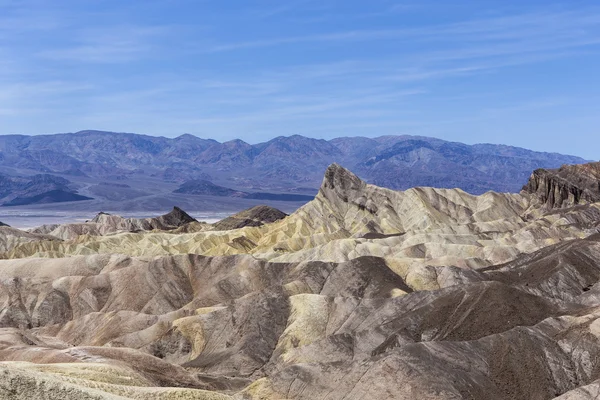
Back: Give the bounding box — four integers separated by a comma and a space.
212, 205, 287, 231
90, 206, 197, 231
0, 226, 61, 253
0, 362, 233, 399
523, 162, 600, 209
30, 207, 197, 240
147, 206, 197, 228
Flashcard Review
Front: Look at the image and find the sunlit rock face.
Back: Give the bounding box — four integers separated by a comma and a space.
1, 163, 600, 399
523, 162, 600, 209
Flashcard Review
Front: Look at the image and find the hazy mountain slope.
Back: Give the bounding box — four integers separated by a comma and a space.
0, 173, 91, 206
0, 174, 72, 198
0, 131, 589, 210
345, 136, 589, 193
173, 179, 315, 202
174, 180, 245, 197
3, 190, 93, 206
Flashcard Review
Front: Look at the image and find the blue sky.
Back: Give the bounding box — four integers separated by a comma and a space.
0, 0, 599, 159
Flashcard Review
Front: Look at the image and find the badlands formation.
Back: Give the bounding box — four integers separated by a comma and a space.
1, 163, 600, 399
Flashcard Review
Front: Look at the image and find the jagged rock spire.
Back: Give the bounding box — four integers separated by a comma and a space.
320, 163, 366, 202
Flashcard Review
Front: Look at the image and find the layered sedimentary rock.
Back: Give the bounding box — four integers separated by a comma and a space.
30, 207, 197, 240
211, 206, 287, 231
27, 205, 286, 241
5, 164, 597, 266
0, 226, 61, 253
523, 162, 600, 209
1, 163, 600, 399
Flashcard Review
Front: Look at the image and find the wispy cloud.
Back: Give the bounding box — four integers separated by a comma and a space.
35, 23, 174, 63
206, 29, 402, 52
205, 7, 600, 55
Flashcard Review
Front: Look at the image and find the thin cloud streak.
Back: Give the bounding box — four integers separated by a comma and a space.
36, 25, 172, 63
205, 8, 600, 52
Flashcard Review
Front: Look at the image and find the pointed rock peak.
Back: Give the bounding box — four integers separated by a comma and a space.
523, 162, 600, 209
322, 164, 364, 191
0, 220, 8, 227
319, 164, 367, 205
244, 205, 288, 224
225, 138, 250, 146
176, 133, 196, 139
160, 206, 197, 226
91, 211, 112, 223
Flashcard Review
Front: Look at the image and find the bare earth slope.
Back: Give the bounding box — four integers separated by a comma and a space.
29, 206, 197, 240
1, 163, 600, 399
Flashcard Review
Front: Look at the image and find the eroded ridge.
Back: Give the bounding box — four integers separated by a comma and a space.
1, 163, 600, 399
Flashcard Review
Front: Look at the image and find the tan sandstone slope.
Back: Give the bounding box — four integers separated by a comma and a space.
1, 163, 600, 399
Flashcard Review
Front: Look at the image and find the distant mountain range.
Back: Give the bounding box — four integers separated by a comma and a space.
0, 130, 590, 210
